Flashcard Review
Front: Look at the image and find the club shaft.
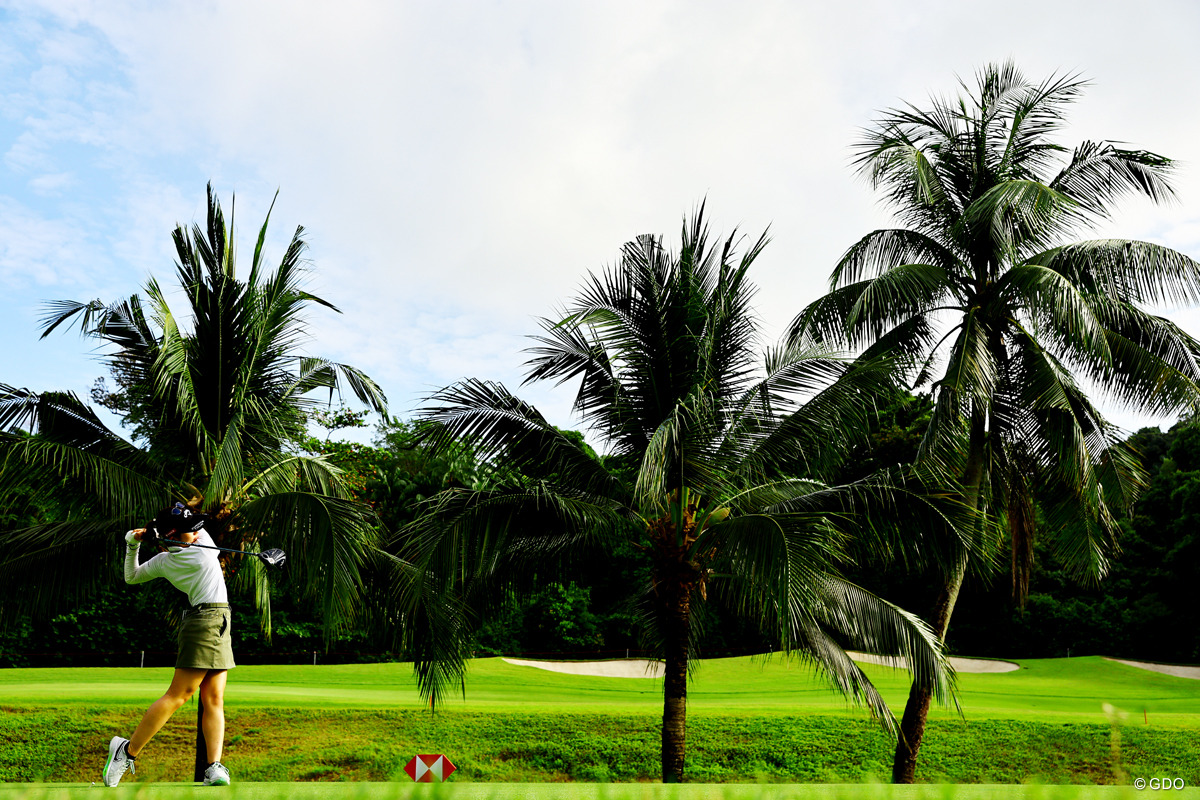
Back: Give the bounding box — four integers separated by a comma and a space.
159, 538, 255, 557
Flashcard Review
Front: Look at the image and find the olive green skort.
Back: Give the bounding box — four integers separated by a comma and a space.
177, 604, 236, 671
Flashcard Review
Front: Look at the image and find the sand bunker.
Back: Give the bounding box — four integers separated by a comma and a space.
1105, 657, 1200, 680
503, 658, 664, 678
505, 655, 1200, 679
502, 652, 1020, 678
846, 651, 1019, 673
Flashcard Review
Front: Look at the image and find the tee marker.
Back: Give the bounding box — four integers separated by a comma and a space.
404, 754, 456, 782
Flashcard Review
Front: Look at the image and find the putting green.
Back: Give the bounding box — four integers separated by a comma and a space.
1, 656, 1197, 727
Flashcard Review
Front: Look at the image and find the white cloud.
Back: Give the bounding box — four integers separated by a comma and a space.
28, 169, 72, 193
2, 0, 1200, 436
0, 195, 99, 287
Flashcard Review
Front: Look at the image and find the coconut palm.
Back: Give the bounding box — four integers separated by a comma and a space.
398, 208, 960, 783
0, 185, 389, 636
788, 62, 1200, 782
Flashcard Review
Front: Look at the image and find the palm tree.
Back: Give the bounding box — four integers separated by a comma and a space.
0, 184, 389, 636
788, 62, 1200, 782
399, 208, 959, 783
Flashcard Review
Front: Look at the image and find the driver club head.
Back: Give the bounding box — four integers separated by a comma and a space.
257, 548, 287, 569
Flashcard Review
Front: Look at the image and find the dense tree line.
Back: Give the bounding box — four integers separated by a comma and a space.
942, 423, 1200, 664
832, 392, 1200, 664
11, 393, 1197, 669
5, 402, 1198, 668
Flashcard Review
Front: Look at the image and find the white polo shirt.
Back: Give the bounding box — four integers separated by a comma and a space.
124, 529, 229, 607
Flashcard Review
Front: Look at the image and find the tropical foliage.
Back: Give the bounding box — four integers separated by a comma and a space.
0, 185, 388, 636
788, 62, 1200, 781
397, 208, 959, 782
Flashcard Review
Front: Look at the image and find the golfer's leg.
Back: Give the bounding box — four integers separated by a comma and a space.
128, 668, 207, 757
198, 670, 228, 764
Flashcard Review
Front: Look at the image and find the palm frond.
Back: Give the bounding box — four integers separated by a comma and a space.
331, 363, 388, 414
420, 379, 625, 500
205, 414, 246, 504
393, 552, 473, 707
705, 512, 954, 733
396, 484, 629, 705
37, 299, 106, 339
829, 228, 963, 290
786, 282, 871, 349
962, 180, 1077, 260
914, 386, 973, 484
0, 520, 127, 622
398, 484, 627, 580
1004, 326, 1134, 581
288, 359, 389, 416
1068, 299, 1200, 416
992, 67, 1083, 178
0, 387, 166, 517
856, 315, 940, 382
1032, 240, 1200, 308
846, 263, 958, 343
236, 491, 380, 638
1050, 141, 1176, 220
807, 576, 954, 706
634, 406, 685, 516
768, 471, 978, 575
735, 351, 896, 483
524, 314, 644, 448
938, 310, 998, 405
243, 452, 352, 500
1000, 264, 1110, 360
854, 136, 956, 237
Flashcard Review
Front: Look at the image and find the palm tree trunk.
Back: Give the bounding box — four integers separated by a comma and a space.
893, 410, 987, 784
660, 577, 691, 783
891, 553, 966, 782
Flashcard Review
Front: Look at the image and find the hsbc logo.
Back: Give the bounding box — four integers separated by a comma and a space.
403, 754, 457, 782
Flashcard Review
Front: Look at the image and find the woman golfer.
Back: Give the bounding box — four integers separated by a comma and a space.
103, 502, 234, 788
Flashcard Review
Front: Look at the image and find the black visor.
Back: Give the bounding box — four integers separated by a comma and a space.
150, 502, 208, 538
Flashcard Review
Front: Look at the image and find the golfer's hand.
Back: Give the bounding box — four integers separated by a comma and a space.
126, 528, 146, 544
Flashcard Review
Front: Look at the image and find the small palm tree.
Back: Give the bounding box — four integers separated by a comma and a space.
0, 185, 388, 634
789, 62, 1200, 782
400, 208, 958, 783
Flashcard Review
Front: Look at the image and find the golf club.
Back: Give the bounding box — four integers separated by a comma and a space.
158, 537, 287, 569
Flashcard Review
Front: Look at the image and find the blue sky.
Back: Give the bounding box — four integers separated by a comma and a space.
3, 0, 1200, 443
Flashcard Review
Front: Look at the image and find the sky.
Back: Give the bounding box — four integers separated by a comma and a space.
2, 0, 1199, 445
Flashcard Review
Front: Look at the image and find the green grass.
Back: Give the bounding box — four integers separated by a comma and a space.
3, 708, 1196, 785
1, 656, 1197, 786
1, 656, 1196, 724
0, 783, 1196, 799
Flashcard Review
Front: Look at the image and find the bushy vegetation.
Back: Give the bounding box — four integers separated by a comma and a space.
847, 414, 1200, 665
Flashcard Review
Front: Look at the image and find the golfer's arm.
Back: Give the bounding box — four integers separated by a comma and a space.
123, 533, 159, 584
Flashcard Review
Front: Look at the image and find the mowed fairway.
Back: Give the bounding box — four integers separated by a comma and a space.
2, 655, 1198, 724
2, 656, 1198, 788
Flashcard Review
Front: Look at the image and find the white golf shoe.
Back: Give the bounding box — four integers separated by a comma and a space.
203, 761, 231, 786
102, 736, 135, 787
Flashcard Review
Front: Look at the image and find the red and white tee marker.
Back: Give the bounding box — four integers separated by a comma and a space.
404, 754, 457, 782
